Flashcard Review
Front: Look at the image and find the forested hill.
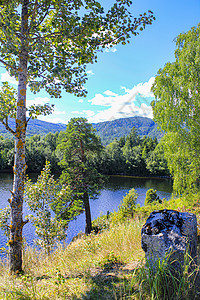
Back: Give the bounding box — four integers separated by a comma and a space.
93, 116, 163, 145
0, 116, 162, 143
0, 118, 67, 138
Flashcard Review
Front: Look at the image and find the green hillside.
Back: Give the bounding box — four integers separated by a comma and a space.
93, 116, 163, 145
0, 118, 67, 138
0, 117, 162, 143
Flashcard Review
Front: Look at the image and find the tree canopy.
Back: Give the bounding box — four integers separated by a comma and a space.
0, 0, 155, 98
151, 24, 200, 193
0, 0, 155, 272
56, 117, 104, 234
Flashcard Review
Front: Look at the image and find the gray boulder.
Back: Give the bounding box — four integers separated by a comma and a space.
141, 209, 197, 272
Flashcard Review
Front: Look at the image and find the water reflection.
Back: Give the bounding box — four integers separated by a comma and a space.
104, 175, 173, 193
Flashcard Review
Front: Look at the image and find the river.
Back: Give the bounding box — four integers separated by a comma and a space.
0, 173, 173, 251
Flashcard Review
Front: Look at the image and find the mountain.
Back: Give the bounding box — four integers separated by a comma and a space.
0, 116, 162, 144
0, 118, 67, 138
93, 116, 163, 145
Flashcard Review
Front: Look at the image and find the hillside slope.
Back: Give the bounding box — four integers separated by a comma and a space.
0, 116, 162, 143
93, 116, 163, 145
0, 118, 67, 138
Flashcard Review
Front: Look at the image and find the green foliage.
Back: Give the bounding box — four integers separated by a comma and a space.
131, 252, 198, 300
105, 139, 125, 174
0, 123, 168, 175
115, 188, 138, 222
0, 1, 155, 98
0, 82, 54, 136
56, 117, 104, 234
98, 250, 122, 270
144, 189, 161, 205
0, 206, 11, 238
146, 143, 169, 176
0, 132, 61, 172
0, 136, 14, 170
94, 128, 167, 177
25, 161, 67, 254
0, 206, 11, 255
152, 24, 200, 194
25, 133, 60, 173
161, 133, 199, 194
51, 184, 84, 222
0, 0, 154, 271
123, 143, 146, 175
92, 212, 111, 233
0, 82, 16, 121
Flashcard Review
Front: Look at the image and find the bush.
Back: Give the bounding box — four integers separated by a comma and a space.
145, 188, 162, 205
92, 211, 111, 233
98, 250, 122, 270
111, 188, 138, 224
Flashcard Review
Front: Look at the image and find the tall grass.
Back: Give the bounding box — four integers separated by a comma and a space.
0, 191, 199, 299
0, 220, 143, 299
124, 251, 200, 300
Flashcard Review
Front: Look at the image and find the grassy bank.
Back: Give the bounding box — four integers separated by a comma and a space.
0, 193, 199, 299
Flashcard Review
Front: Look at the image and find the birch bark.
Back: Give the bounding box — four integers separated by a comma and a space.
9, 0, 29, 272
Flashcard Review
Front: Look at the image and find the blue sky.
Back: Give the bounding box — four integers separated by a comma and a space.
0, 0, 200, 124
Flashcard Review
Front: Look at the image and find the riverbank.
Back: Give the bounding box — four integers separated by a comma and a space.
0, 192, 199, 299
0, 174, 173, 250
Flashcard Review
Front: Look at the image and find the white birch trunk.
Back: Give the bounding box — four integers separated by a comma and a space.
9, 0, 29, 273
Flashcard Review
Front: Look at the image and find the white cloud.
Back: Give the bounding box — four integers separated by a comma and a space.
104, 90, 118, 97
27, 97, 50, 106
87, 77, 155, 123
78, 99, 83, 103
53, 109, 66, 115
83, 110, 95, 118
38, 115, 67, 124
27, 96, 66, 123
87, 70, 94, 76
104, 47, 117, 53
88, 93, 121, 106
121, 77, 155, 97
72, 110, 95, 118
72, 110, 81, 114
1, 71, 18, 85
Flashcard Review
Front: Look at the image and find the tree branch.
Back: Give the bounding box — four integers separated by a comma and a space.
29, 0, 38, 31
0, 119, 16, 136
29, 2, 51, 34
0, 58, 17, 71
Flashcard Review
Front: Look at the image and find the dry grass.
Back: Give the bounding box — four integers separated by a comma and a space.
0, 219, 144, 299
0, 192, 199, 299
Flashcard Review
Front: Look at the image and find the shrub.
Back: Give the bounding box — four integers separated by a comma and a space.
145, 188, 162, 205
92, 211, 111, 233
111, 188, 138, 224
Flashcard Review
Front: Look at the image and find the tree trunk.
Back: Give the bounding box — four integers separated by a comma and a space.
84, 192, 92, 234
79, 138, 92, 235
9, 0, 28, 273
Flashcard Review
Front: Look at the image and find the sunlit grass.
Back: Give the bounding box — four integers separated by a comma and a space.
0, 219, 144, 299
0, 192, 199, 299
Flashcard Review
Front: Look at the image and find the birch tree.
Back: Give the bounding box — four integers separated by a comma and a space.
151, 24, 200, 193
0, 0, 155, 273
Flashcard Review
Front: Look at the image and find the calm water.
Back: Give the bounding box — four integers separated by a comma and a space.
0, 173, 173, 250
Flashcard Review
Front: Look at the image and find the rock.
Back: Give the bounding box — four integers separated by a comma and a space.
141, 209, 197, 272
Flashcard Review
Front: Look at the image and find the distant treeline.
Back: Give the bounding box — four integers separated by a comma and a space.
0, 127, 169, 177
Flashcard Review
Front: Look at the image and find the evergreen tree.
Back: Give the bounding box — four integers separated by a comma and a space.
56, 118, 104, 234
